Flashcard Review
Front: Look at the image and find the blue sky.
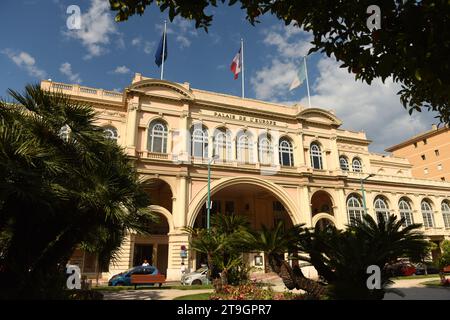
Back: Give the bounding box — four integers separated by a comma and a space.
0, 0, 438, 152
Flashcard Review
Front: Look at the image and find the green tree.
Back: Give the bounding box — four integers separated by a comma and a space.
0, 85, 155, 299
299, 213, 428, 299
183, 214, 252, 287
110, 0, 450, 124
437, 240, 450, 284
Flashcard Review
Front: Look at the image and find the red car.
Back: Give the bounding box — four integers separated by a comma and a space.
400, 264, 416, 276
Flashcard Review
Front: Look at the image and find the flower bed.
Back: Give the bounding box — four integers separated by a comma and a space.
210, 282, 305, 300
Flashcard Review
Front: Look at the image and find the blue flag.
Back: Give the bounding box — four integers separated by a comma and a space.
155, 31, 167, 67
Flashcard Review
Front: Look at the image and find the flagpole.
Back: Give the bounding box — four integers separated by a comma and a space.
161, 20, 167, 80
241, 38, 245, 99
304, 56, 311, 108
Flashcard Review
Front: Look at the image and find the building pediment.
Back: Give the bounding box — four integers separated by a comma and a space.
127, 79, 195, 102
296, 108, 342, 127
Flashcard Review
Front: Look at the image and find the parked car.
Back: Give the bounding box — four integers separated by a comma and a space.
108, 265, 159, 286
181, 266, 208, 285
385, 261, 416, 277
414, 263, 440, 275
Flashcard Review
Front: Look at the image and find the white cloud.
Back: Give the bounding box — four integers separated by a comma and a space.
2, 49, 46, 78
299, 57, 436, 152
59, 62, 82, 83
155, 18, 198, 48
176, 35, 191, 48
143, 41, 155, 54
64, 0, 118, 59
112, 65, 131, 74
251, 24, 312, 101
252, 23, 437, 152
131, 37, 142, 46
131, 36, 155, 55
250, 60, 298, 100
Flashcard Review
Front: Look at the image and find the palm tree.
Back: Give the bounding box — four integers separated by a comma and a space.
298, 213, 428, 299
183, 214, 253, 288
0, 84, 155, 299
245, 221, 327, 298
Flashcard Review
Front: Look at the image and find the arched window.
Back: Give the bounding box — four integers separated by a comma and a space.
352, 158, 362, 172
347, 195, 364, 225
310, 143, 323, 169
374, 197, 389, 223
191, 125, 208, 159
104, 127, 118, 141
442, 200, 450, 228
399, 198, 414, 227
279, 138, 294, 167
339, 156, 349, 171
214, 128, 232, 162
258, 135, 273, 165
237, 131, 253, 163
148, 121, 168, 153
58, 124, 70, 142
421, 200, 434, 228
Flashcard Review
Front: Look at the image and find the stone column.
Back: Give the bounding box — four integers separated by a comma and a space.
106, 233, 133, 279
174, 173, 188, 229
166, 233, 191, 281
298, 186, 311, 226
125, 96, 140, 156
294, 132, 306, 167
335, 188, 348, 229
179, 109, 190, 162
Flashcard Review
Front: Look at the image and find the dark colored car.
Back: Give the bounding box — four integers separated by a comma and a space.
414, 263, 440, 275
108, 265, 159, 286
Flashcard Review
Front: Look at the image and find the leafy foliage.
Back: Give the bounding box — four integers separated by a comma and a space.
183, 214, 253, 286
297, 213, 428, 299
0, 84, 154, 299
110, 0, 450, 124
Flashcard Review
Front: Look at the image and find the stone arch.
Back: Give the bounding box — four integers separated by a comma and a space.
142, 178, 174, 213
149, 205, 174, 234
311, 213, 336, 228
129, 78, 195, 101
187, 176, 300, 228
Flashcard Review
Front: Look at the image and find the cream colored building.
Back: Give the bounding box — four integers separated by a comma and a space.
41, 75, 450, 281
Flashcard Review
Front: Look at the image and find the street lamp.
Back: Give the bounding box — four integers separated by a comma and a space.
360, 173, 375, 214
207, 154, 219, 230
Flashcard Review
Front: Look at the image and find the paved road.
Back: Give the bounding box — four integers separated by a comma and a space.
101, 277, 449, 300
384, 278, 450, 300
102, 289, 213, 300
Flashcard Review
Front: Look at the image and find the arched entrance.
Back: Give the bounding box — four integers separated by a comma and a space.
188, 177, 299, 271
131, 179, 173, 276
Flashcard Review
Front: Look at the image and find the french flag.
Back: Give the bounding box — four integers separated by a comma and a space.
230, 48, 241, 80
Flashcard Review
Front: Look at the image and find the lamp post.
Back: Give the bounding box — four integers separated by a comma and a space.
360, 173, 375, 214
207, 154, 219, 230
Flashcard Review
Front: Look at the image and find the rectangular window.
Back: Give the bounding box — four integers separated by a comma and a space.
435, 149, 440, 156
421, 154, 426, 160
413, 142, 417, 148
423, 139, 427, 145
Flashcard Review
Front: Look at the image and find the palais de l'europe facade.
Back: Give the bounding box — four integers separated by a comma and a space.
40, 74, 450, 281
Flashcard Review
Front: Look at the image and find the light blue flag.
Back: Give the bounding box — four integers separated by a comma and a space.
289, 59, 307, 91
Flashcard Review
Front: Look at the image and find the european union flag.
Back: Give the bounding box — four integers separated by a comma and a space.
155, 31, 167, 67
